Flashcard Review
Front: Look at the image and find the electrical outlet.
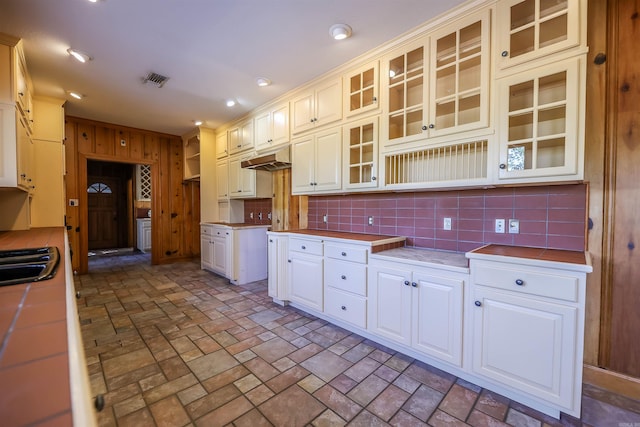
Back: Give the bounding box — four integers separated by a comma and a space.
443, 217, 452, 230
495, 219, 505, 233
368, 216, 374, 226
249, 212, 254, 219
509, 219, 520, 234
323, 214, 328, 223
68, 198, 79, 207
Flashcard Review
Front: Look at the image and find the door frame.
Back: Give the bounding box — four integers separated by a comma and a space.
78, 153, 159, 273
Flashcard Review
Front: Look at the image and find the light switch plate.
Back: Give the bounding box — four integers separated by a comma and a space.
443, 217, 452, 230
509, 219, 520, 234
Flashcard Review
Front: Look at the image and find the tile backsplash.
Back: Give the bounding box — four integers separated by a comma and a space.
306, 184, 587, 252
243, 199, 273, 225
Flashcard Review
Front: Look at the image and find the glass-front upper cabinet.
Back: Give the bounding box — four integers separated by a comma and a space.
497, 0, 581, 70
344, 117, 378, 190
497, 56, 582, 181
382, 38, 429, 147
428, 10, 490, 138
343, 61, 379, 118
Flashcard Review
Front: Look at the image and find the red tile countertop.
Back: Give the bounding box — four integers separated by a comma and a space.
0, 227, 73, 426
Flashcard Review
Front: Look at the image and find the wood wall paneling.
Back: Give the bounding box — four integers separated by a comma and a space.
65, 116, 200, 274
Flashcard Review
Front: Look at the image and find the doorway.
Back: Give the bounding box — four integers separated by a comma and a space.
87, 160, 134, 252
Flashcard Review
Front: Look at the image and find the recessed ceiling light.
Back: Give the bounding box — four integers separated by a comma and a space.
329, 24, 352, 40
67, 48, 92, 63
256, 77, 271, 87
226, 99, 236, 107
68, 91, 83, 99
194, 120, 203, 126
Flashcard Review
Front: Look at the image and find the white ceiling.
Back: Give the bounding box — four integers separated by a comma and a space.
0, 0, 467, 136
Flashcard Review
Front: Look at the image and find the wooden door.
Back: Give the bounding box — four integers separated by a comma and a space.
601, 0, 640, 378
87, 176, 120, 249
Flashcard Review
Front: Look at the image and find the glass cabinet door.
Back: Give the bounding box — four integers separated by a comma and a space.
498, 56, 581, 180
497, 0, 581, 69
344, 61, 379, 118
383, 38, 428, 146
344, 117, 378, 190
429, 10, 490, 137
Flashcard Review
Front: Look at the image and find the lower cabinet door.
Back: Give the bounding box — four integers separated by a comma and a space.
324, 287, 366, 329
367, 265, 412, 346
212, 236, 227, 276
201, 235, 214, 271
412, 273, 463, 367
471, 287, 577, 409
289, 253, 323, 311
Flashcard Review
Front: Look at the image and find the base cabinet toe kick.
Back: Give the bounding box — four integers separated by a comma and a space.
268, 232, 592, 419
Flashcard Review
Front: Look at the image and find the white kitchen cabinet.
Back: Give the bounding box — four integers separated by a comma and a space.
136, 218, 151, 253
343, 116, 378, 190
254, 102, 290, 152
466, 248, 592, 418
288, 236, 324, 312
228, 153, 272, 199
343, 61, 379, 118
496, 56, 584, 182
323, 243, 368, 329
291, 78, 342, 134
496, 0, 582, 71
228, 119, 254, 155
267, 232, 289, 305
215, 129, 228, 158
368, 260, 464, 367
291, 126, 342, 194
201, 224, 230, 277
427, 10, 490, 138
382, 10, 490, 149
216, 158, 229, 201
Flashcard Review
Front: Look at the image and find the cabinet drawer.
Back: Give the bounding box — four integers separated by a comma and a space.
325, 258, 366, 296
289, 237, 323, 256
325, 244, 367, 263
474, 262, 578, 302
325, 287, 367, 329
201, 225, 212, 236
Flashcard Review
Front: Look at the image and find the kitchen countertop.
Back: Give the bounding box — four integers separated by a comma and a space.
370, 246, 470, 273
466, 244, 592, 272
0, 227, 95, 426
273, 229, 406, 252
201, 222, 271, 229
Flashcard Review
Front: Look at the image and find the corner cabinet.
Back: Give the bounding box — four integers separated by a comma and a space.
496, 56, 584, 182
466, 247, 592, 418
291, 78, 342, 134
291, 126, 342, 195
496, 0, 582, 71
183, 134, 200, 180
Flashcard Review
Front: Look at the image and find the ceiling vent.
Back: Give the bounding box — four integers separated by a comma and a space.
142, 72, 169, 88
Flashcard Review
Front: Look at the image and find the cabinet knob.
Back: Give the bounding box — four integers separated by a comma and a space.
341, 275, 346, 280
411, 282, 418, 287
371, 176, 377, 181
95, 394, 105, 412
75, 291, 81, 299
373, 96, 378, 102
341, 305, 347, 311
269, 239, 273, 242
515, 279, 524, 286
288, 259, 292, 263
499, 163, 506, 169
501, 50, 509, 57
310, 119, 315, 123
404, 280, 410, 286
421, 125, 427, 131
341, 252, 347, 256
301, 245, 306, 250
474, 300, 482, 307
18, 92, 24, 97
428, 124, 434, 129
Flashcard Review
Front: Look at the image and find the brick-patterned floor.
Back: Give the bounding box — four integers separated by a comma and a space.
76, 252, 640, 426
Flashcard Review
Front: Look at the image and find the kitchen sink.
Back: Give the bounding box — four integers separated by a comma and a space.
0, 246, 60, 286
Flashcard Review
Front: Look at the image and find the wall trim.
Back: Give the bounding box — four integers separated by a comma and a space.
583, 365, 640, 401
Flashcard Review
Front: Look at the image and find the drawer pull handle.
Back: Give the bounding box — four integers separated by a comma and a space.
341, 275, 346, 280
515, 279, 524, 286
411, 282, 418, 287
404, 280, 410, 286
474, 300, 482, 307
341, 305, 346, 310
301, 245, 306, 250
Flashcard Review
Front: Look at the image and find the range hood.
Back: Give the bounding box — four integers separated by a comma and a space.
241, 147, 291, 171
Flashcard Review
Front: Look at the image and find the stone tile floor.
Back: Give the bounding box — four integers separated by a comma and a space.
76, 252, 640, 427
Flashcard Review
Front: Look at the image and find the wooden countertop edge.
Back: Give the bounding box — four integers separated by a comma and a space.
466, 244, 593, 273
269, 229, 407, 246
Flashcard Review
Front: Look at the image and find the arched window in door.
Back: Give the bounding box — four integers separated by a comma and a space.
87, 182, 113, 193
